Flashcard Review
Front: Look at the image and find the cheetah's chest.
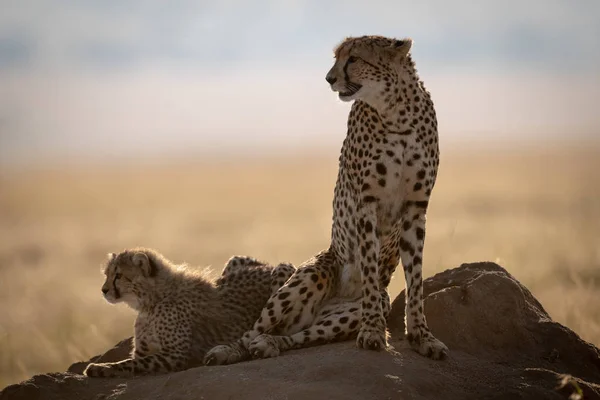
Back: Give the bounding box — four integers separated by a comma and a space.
332, 99, 438, 292
371, 155, 408, 233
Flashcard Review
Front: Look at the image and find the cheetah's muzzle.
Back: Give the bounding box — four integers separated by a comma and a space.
340, 82, 362, 98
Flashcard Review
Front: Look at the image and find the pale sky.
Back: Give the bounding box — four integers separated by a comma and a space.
1, 0, 599, 164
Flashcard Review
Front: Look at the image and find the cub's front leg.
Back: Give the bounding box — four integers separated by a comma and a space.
85, 324, 192, 377
83, 351, 188, 378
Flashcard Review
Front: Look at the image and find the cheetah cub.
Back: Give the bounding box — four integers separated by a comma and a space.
83, 248, 295, 378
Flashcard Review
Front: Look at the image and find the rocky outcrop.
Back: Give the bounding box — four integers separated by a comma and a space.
2, 262, 600, 400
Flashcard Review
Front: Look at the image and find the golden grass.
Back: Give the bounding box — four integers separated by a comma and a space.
1, 144, 599, 387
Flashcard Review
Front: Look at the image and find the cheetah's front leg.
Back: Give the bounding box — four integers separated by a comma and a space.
355, 204, 387, 351
399, 201, 448, 359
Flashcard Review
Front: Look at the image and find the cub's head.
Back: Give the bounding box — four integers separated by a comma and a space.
326, 36, 413, 103
101, 248, 160, 309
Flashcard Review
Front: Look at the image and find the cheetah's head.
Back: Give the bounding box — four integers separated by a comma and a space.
101, 248, 160, 310
326, 36, 413, 104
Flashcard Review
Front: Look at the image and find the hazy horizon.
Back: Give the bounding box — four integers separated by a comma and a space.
1, 0, 599, 165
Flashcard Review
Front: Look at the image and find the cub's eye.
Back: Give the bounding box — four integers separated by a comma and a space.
347, 56, 358, 64
115, 272, 122, 279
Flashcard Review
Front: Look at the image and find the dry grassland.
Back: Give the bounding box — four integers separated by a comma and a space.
1, 144, 599, 387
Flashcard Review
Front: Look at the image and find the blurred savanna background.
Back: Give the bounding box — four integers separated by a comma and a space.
1, 0, 600, 388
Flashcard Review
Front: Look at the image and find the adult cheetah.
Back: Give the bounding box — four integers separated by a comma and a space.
84, 248, 295, 377
205, 35, 447, 365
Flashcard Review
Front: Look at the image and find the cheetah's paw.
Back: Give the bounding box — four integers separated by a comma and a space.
204, 344, 247, 366
356, 325, 387, 351
249, 334, 281, 359
407, 330, 448, 360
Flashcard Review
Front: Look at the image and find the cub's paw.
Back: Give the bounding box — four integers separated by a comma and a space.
83, 363, 117, 378
249, 334, 281, 359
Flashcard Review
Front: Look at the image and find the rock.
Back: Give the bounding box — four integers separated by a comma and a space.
389, 262, 600, 382
2, 262, 600, 400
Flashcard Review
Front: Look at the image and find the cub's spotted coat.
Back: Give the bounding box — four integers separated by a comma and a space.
83, 249, 294, 377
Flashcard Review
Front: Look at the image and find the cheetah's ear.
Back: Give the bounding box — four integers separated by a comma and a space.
390, 37, 413, 59
132, 252, 156, 277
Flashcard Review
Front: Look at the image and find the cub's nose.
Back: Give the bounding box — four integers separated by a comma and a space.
325, 75, 337, 85
102, 287, 109, 295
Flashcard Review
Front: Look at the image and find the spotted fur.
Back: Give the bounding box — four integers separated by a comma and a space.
204, 35, 448, 366
83, 248, 295, 378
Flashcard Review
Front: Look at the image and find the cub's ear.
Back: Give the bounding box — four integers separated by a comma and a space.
390, 37, 413, 59
107, 253, 117, 261
132, 252, 156, 277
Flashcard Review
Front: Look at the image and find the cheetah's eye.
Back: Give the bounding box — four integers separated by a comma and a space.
347, 56, 358, 64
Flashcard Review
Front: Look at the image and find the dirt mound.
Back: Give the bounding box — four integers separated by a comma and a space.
389, 262, 600, 381
2, 262, 600, 400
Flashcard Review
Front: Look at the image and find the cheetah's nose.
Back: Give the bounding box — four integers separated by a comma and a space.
102, 288, 109, 295
326, 75, 337, 85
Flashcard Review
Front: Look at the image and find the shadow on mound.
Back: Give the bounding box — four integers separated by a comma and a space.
2, 262, 600, 400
